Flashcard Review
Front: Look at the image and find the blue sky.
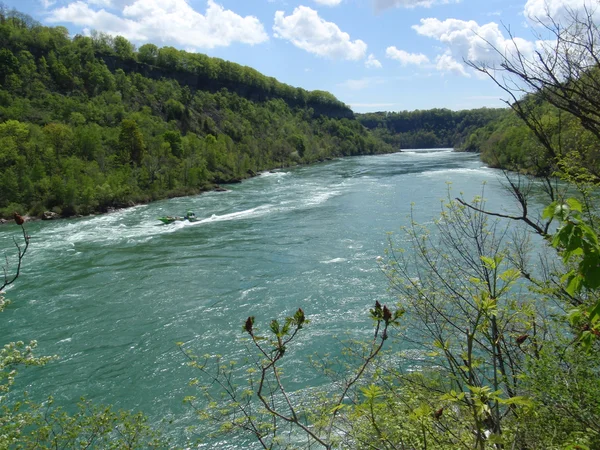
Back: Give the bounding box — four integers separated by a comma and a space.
3, 0, 592, 112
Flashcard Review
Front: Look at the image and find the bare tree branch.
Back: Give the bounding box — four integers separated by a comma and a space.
1, 224, 30, 292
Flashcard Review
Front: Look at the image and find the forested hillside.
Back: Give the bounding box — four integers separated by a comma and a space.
357, 108, 508, 150
0, 8, 392, 219
463, 94, 600, 180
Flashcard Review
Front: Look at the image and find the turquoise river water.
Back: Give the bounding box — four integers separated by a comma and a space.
0, 149, 544, 447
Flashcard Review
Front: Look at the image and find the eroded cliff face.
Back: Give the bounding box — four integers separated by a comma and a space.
101, 56, 354, 120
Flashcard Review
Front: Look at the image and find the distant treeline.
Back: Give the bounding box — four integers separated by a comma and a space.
357, 108, 509, 150
358, 96, 600, 180
0, 7, 391, 219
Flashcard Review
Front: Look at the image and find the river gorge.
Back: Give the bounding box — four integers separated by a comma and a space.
1, 149, 544, 447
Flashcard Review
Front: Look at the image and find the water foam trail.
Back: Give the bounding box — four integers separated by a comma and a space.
419, 167, 495, 177
401, 148, 453, 154
184, 205, 273, 226
401, 150, 453, 158
303, 189, 342, 206
258, 171, 290, 178
26, 175, 346, 256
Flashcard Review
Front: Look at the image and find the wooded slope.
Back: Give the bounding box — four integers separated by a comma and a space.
0, 8, 391, 219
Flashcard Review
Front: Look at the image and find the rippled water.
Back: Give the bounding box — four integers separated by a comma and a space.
0, 149, 530, 446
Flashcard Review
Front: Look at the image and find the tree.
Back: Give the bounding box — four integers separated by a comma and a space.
113, 35, 135, 61
43, 122, 74, 160
467, 3, 600, 182
118, 119, 146, 166
163, 130, 183, 158
156, 46, 180, 70
378, 191, 541, 448
138, 43, 158, 65
0, 48, 18, 84
464, 2, 600, 333
89, 30, 114, 54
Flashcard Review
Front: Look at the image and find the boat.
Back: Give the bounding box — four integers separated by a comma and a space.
157, 211, 197, 224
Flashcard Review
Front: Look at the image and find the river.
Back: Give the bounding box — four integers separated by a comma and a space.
0, 149, 536, 447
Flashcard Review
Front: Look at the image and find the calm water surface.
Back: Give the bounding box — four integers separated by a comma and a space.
0, 149, 538, 446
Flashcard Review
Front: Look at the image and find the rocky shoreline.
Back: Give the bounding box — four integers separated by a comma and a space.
0, 157, 346, 226
0, 166, 297, 225
0, 157, 347, 226
0, 183, 235, 226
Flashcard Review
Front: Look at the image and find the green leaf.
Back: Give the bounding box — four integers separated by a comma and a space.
589, 302, 600, 324
564, 274, 583, 296
330, 404, 344, 413
499, 268, 520, 283
565, 444, 590, 450
542, 201, 557, 219
360, 384, 384, 400
567, 308, 583, 326
480, 255, 496, 270
270, 320, 280, 335
566, 197, 583, 212
498, 396, 533, 407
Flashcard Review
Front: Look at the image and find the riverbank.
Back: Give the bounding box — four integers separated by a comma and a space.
0, 157, 345, 225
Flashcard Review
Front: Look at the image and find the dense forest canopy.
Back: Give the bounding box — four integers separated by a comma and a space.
357, 108, 509, 150
0, 6, 390, 219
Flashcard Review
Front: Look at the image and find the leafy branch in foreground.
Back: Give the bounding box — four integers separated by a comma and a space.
18, 398, 170, 449
463, 0, 600, 350
178, 185, 600, 449
0, 221, 48, 398
541, 197, 600, 348
181, 303, 402, 449
373, 191, 540, 449
457, 177, 600, 348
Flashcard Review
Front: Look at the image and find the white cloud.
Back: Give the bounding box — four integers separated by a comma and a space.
436, 52, 470, 76
365, 53, 382, 68
46, 0, 268, 49
47, 1, 146, 39
273, 6, 367, 60
412, 17, 536, 73
385, 46, 429, 65
408, 6, 591, 79
524, 0, 600, 23
314, 0, 343, 6
374, 0, 460, 12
